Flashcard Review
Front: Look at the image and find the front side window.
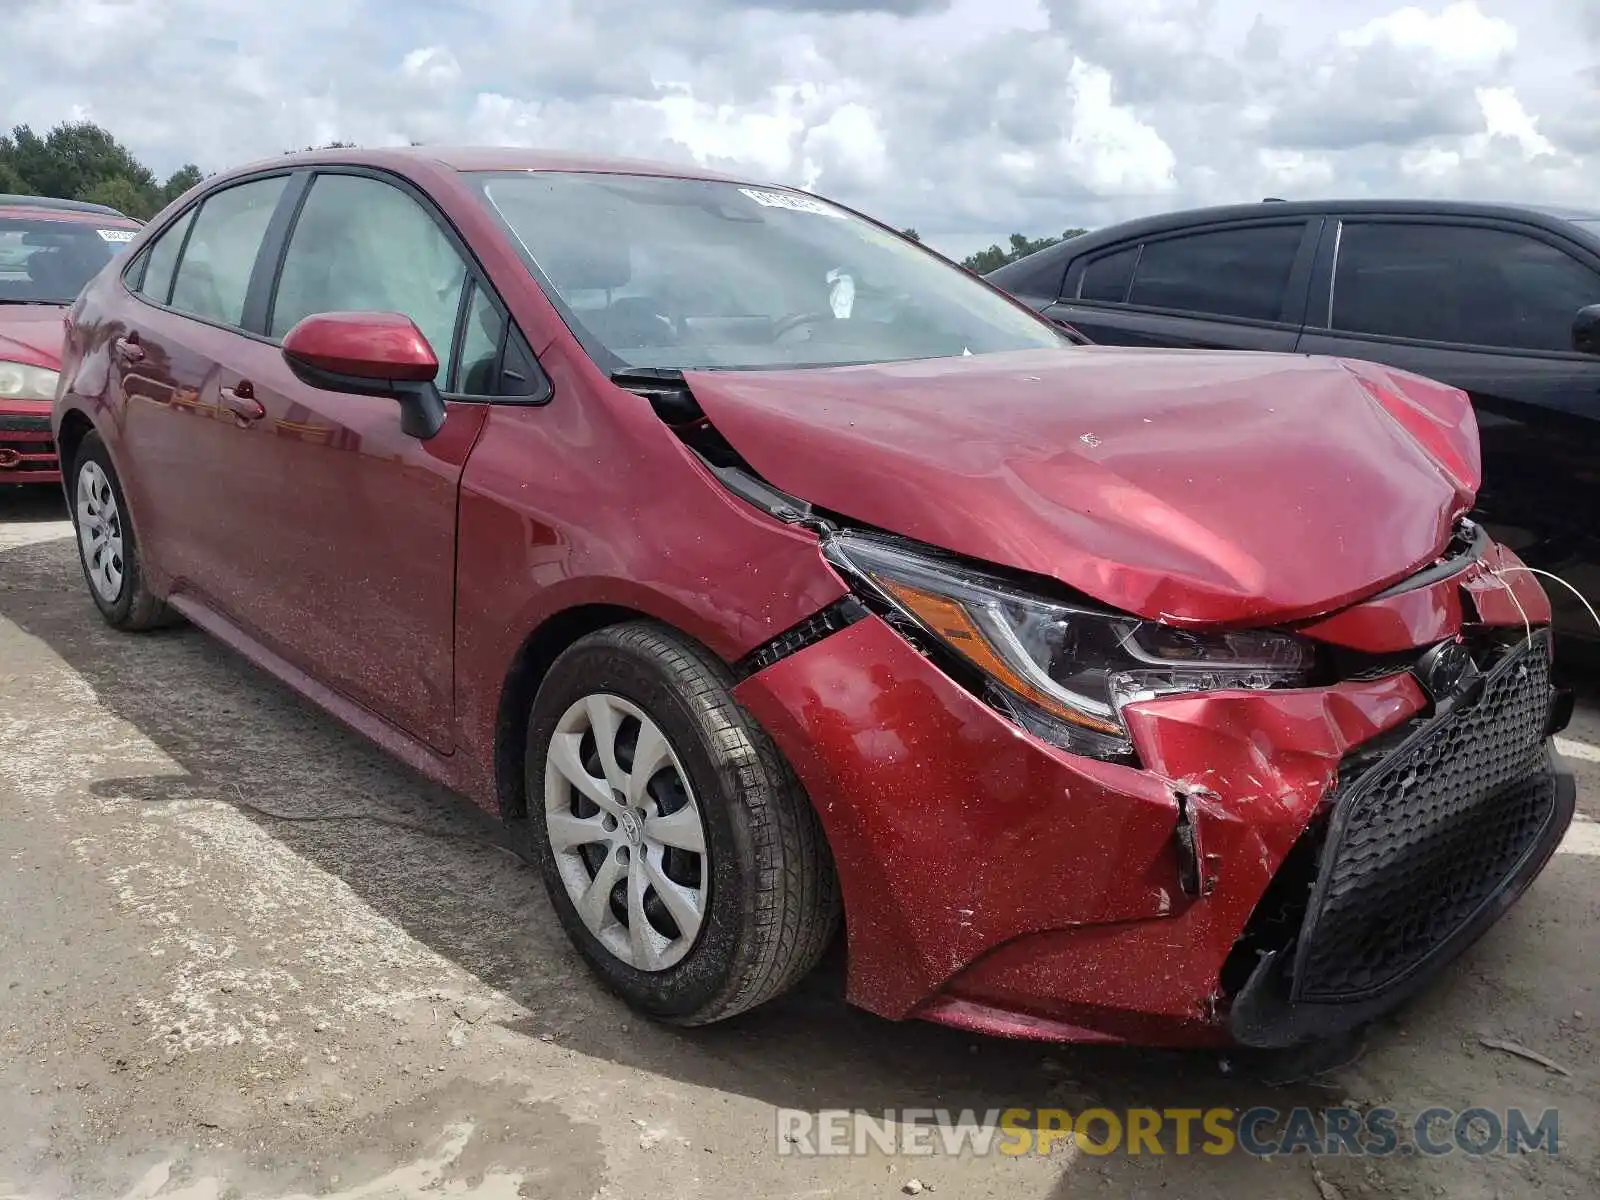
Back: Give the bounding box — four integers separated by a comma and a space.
469, 171, 1067, 371
270, 174, 468, 369
0, 215, 136, 305
169, 176, 287, 326
1125, 224, 1305, 322
1333, 222, 1600, 352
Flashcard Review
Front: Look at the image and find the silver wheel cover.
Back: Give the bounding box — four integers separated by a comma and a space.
543, 693, 710, 972
76, 460, 125, 604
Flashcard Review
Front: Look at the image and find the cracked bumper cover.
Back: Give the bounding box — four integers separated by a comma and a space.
732, 609, 1573, 1048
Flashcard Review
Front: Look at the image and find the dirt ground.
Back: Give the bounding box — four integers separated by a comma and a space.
1, 486, 1596, 1200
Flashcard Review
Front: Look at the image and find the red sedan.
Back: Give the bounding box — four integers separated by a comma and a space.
1, 196, 140, 484
52, 147, 1575, 1048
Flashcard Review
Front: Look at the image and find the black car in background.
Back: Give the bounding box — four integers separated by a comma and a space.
990, 199, 1600, 649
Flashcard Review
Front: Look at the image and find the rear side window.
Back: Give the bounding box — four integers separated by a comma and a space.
1079, 247, 1137, 302
1333, 222, 1600, 352
169, 176, 287, 327
1126, 225, 1304, 321
135, 207, 196, 305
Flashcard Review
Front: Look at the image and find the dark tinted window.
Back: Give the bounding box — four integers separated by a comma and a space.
1333, 222, 1600, 352
136, 208, 195, 305
169, 176, 287, 326
1126, 225, 1304, 321
0, 215, 132, 304
1079, 247, 1137, 302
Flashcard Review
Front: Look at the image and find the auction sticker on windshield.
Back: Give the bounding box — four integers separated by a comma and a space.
97, 228, 137, 243
738, 188, 846, 218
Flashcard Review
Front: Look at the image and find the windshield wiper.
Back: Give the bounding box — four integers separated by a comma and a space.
0, 297, 68, 305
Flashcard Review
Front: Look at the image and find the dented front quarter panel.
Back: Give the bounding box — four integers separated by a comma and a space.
733, 604, 1434, 1044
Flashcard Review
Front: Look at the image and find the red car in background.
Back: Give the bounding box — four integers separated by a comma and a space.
51, 147, 1575, 1049
1, 195, 140, 485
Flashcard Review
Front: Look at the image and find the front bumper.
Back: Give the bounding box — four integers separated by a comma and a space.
733, 595, 1573, 1048
0, 409, 60, 484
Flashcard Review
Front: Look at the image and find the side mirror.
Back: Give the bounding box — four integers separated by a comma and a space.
281, 311, 447, 440
1572, 304, 1600, 356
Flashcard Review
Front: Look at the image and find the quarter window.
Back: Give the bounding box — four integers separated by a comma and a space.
136, 207, 195, 305
1333, 222, 1600, 352
270, 174, 468, 374
454, 281, 505, 395
168, 176, 287, 326
1126, 225, 1305, 322
1078, 247, 1137, 303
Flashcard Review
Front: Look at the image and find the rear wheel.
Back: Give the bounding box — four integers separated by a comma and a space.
70, 432, 174, 631
525, 621, 840, 1024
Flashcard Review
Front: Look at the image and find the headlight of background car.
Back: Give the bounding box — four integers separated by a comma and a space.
826, 532, 1315, 760
0, 361, 61, 402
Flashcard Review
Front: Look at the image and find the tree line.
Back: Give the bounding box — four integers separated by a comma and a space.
0, 121, 359, 220
0, 122, 203, 219
903, 228, 1089, 273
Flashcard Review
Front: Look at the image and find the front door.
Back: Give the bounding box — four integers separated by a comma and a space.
201, 171, 494, 753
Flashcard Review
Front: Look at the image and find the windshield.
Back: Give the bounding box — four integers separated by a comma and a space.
469, 171, 1067, 371
0, 216, 135, 305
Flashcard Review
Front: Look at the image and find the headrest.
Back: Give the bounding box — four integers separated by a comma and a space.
534, 234, 632, 293
496, 188, 633, 292
25, 247, 78, 295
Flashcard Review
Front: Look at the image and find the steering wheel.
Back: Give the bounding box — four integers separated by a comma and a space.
770, 311, 837, 340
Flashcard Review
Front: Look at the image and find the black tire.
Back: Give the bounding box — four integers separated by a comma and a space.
69, 432, 175, 631
524, 621, 840, 1025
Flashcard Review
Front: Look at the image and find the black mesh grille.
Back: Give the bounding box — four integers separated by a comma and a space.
0, 414, 52, 433
1291, 636, 1557, 1003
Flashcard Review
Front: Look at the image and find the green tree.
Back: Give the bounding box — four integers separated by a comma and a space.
0, 120, 188, 218
961, 228, 1088, 274
159, 164, 204, 206
900, 227, 920, 241
79, 175, 150, 217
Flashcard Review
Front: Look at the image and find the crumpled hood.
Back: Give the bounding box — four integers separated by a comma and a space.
683, 346, 1480, 626
0, 305, 67, 368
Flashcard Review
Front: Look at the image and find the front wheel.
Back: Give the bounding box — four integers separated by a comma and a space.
525, 621, 840, 1025
69, 432, 174, 631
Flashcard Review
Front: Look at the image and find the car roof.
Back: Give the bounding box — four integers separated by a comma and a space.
0, 193, 137, 222
232, 145, 757, 186
988, 197, 1600, 290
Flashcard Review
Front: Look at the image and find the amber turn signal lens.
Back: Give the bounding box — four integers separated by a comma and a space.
876, 577, 1126, 736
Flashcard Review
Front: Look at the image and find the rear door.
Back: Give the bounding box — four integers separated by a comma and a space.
1044, 219, 1319, 351
1297, 217, 1600, 630
112, 173, 292, 593
198, 168, 544, 753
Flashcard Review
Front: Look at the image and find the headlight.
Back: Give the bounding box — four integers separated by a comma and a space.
0, 361, 60, 402
826, 532, 1315, 760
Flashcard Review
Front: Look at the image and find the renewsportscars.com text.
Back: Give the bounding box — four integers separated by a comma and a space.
775, 1106, 1561, 1158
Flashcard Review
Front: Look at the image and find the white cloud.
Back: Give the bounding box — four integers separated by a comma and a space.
2, 0, 1598, 250
401, 47, 462, 89
1339, 1, 1515, 70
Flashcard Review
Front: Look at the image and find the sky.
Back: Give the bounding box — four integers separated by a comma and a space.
6, 0, 1600, 258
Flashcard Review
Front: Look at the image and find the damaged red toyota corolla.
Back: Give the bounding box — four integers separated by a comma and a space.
53, 148, 1576, 1049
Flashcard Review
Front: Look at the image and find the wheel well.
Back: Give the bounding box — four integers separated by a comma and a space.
493, 603, 646, 820
56, 409, 93, 479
